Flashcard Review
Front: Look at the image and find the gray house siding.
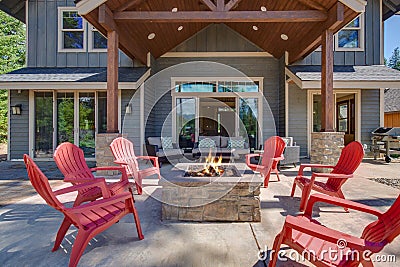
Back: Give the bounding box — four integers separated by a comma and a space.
27, 0, 135, 68
9, 90, 30, 159
121, 89, 142, 151
295, 0, 382, 66
361, 89, 381, 146
287, 83, 308, 156
278, 56, 286, 137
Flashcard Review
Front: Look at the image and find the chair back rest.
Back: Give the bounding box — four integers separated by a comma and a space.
361, 194, 400, 246
24, 155, 64, 211
327, 141, 364, 190
110, 137, 139, 175
262, 136, 286, 167
54, 142, 94, 183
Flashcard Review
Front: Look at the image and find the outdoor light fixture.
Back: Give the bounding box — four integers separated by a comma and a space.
172, 7, 178, 12
261, 6, 267, 12
11, 104, 22, 115
281, 34, 289, 41
178, 26, 184, 31
252, 25, 258, 31
125, 103, 132, 114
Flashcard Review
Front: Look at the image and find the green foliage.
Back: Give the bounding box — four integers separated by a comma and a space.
0, 11, 26, 143
387, 47, 400, 71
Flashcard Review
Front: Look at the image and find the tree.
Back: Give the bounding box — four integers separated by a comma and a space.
0, 11, 26, 143
387, 47, 400, 71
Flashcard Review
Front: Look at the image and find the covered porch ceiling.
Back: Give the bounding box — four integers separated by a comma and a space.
76, 0, 365, 64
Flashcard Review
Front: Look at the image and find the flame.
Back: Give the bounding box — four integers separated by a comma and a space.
203, 149, 223, 176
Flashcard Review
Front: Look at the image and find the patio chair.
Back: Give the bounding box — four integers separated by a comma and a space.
23, 155, 144, 267
110, 137, 161, 195
268, 193, 400, 267
291, 141, 364, 211
54, 142, 131, 206
246, 136, 286, 187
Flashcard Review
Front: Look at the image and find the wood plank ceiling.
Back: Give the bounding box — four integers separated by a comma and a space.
82, 0, 360, 64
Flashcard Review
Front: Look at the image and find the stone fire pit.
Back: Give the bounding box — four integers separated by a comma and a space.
160, 163, 262, 222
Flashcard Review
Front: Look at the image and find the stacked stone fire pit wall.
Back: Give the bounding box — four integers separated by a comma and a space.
161, 181, 261, 222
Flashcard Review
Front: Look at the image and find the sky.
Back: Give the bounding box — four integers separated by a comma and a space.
384, 15, 400, 60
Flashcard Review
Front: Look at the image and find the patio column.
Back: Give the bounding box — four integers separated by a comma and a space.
310, 28, 344, 172
107, 30, 119, 133
321, 29, 334, 132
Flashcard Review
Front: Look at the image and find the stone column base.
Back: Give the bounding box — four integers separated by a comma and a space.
96, 133, 121, 176
310, 132, 344, 173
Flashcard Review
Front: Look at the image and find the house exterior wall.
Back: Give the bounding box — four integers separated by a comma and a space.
9, 90, 30, 159
361, 89, 381, 145
26, 0, 135, 68
295, 0, 382, 66
287, 83, 308, 156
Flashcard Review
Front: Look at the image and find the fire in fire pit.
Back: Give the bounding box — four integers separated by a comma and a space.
186, 151, 224, 177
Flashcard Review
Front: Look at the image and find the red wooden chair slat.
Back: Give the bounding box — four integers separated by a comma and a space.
24, 155, 144, 267
54, 142, 131, 206
246, 136, 286, 187
269, 193, 400, 267
291, 141, 364, 211
110, 137, 161, 195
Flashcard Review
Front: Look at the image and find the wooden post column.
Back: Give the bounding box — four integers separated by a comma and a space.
321, 29, 334, 132
107, 30, 119, 133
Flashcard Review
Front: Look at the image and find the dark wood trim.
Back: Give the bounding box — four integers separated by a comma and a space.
116, 0, 148, 12
321, 29, 334, 132
225, 0, 243, 11
107, 30, 119, 133
289, 2, 344, 63
200, 0, 217, 11
99, 4, 117, 32
294, 0, 326, 11
113, 10, 328, 23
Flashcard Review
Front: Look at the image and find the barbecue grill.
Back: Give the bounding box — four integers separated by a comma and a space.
371, 127, 400, 163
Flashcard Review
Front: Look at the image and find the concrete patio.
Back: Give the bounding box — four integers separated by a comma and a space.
0, 159, 399, 267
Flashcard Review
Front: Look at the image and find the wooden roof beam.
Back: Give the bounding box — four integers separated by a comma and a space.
98, 4, 117, 32
294, 0, 326, 11
289, 2, 345, 63
225, 0, 243, 11
200, 0, 217, 11
113, 10, 328, 23
116, 0, 148, 12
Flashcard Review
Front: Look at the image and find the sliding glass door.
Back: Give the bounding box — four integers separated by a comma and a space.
34, 92, 54, 158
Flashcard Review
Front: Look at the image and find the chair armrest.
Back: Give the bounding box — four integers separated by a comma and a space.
246, 154, 262, 167
64, 177, 97, 183
54, 179, 111, 199
273, 156, 284, 161
137, 156, 160, 168
298, 164, 335, 176
69, 192, 132, 213
311, 173, 353, 179
91, 166, 129, 182
113, 160, 128, 165
285, 216, 381, 252
304, 194, 384, 218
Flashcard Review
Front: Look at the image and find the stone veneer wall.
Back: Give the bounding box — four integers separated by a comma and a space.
162, 182, 261, 222
95, 133, 122, 175
310, 132, 344, 172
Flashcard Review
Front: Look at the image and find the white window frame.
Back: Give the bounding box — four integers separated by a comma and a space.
58, 7, 87, 52
171, 77, 264, 148
335, 14, 364, 52
88, 24, 107, 52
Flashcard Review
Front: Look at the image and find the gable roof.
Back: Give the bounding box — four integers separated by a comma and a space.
75, 0, 364, 64
385, 89, 400, 112
0, 0, 25, 23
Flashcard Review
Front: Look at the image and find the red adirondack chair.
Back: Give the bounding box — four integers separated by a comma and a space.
54, 142, 131, 206
269, 193, 400, 267
110, 137, 161, 195
246, 136, 286, 187
24, 155, 144, 267
291, 141, 364, 211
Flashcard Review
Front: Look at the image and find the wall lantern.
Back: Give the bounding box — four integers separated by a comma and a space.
125, 103, 132, 114
11, 104, 22, 115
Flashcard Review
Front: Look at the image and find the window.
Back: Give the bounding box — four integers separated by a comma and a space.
335, 15, 364, 51
88, 25, 107, 52
58, 8, 86, 52
174, 81, 260, 93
